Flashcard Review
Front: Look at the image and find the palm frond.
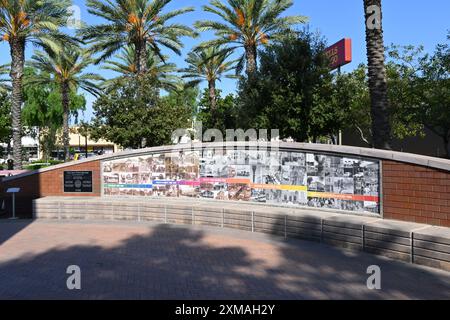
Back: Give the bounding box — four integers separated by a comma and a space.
195, 0, 308, 74
103, 44, 181, 92
181, 45, 238, 86
82, 0, 197, 67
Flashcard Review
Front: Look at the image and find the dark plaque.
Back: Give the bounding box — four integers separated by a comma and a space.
64, 171, 93, 193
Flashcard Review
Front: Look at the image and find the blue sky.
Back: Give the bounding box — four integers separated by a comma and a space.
0, 0, 449, 122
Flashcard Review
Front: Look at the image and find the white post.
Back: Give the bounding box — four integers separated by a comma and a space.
7, 188, 20, 220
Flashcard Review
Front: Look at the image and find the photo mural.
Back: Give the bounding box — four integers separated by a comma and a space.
102, 148, 380, 214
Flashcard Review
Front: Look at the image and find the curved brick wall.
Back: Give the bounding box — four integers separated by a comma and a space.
382, 161, 450, 227
0, 161, 101, 217
1, 142, 450, 227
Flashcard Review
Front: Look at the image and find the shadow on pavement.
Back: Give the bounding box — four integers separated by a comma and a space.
0, 219, 34, 246
0, 222, 449, 299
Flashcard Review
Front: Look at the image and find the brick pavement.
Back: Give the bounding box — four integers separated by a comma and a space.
0, 220, 449, 299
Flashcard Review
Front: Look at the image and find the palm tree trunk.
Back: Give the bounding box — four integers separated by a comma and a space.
208, 79, 217, 125
9, 38, 25, 169
135, 39, 148, 75
364, 0, 391, 150
61, 82, 70, 161
245, 44, 257, 78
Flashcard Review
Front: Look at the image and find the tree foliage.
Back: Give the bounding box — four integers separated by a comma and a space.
0, 91, 11, 144
0, 0, 76, 168
416, 39, 450, 157
195, 0, 307, 76
387, 37, 450, 157
26, 47, 102, 160
0, 64, 11, 93
22, 69, 86, 128
89, 75, 191, 149
22, 67, 87, 160
236, 30, 344, 142
181, 45, 237, 123
103, 45, 181, 92
81, 0, 196, 72
335, 36, 450, 158
160, 85, 199, 117
196, 88, 238, 133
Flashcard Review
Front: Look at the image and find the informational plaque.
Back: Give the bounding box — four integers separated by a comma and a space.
64, 171, 93, 193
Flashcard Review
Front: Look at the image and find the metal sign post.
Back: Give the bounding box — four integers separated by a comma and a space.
6, 188, 20, 220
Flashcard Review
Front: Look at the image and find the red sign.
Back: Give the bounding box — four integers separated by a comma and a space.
324, 38, 352, 70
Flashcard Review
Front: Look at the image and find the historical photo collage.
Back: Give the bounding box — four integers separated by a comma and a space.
102, 148, 380, 214
103, 151, 200, 197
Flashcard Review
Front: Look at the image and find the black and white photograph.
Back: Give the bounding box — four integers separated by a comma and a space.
307, 176, 326, 192
101, 149, 380, 214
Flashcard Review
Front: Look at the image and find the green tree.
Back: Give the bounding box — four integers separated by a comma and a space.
161, 85, 199, 118
195, 0, 307, 77
236, 31, 342, 142
332, 65, 372, 145
22, 68, 86, 160
385, 46, 426, 140
332, 63, 424, 147
196, 88, 237, 134
181, 46, 237, 124
103, 45, 181, 92
0, 64, 11, 93
385, 39, 450, 158
416, 40, 450, 157
334, 39, 449, 157
363, 0, 392, 149
0, 0, 74, 168
89, 76, 191, 149
0, 91, 11, 145
27, 47, 103, 161
81, 0, 196, 75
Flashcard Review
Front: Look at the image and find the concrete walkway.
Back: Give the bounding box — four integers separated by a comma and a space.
0, 220, 449, 300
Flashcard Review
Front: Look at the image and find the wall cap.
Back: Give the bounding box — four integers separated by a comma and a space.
3, 142, 450, 182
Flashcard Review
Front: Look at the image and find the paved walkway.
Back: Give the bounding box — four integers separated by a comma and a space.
0, 220, 449, 299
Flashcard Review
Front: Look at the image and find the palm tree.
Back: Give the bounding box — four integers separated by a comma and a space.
364, 0, 391, 149
0, 64, 11, 93
103, 46, 181, 92
195, 0, 307, 78
28, 47, 103, 161
0, 0, 73, 169
180, 46, 237, 122
81, 0, 196, 75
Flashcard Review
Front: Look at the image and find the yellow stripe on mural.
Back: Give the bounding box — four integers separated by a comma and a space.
279, 185, 308, 191
250, 184, 307, 191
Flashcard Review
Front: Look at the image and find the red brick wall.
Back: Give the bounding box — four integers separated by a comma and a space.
0, 160, 101, 218
382, 160, 450, 227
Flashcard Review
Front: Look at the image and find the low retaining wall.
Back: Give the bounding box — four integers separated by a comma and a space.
33, 197, 450, 272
